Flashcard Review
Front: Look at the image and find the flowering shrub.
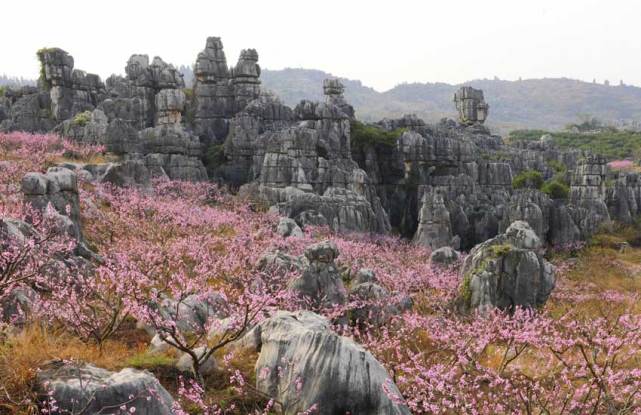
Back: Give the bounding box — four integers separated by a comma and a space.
608, 159, 635, 171
2, 132, 641, 413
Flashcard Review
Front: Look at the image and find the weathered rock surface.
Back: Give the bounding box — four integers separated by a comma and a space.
21, 167, 82, 240
244, 310, 411, 415
0, 284, 37, 326
289, 240, 347, 309
36, 360, 175, 414
276, 217, 303, 238
192, 37, 261, 145
4, 40, 640, 249
430, 246, 460, 266
454, 86, 489, 125
176, 346, 217, 376
457, 221, 555, 312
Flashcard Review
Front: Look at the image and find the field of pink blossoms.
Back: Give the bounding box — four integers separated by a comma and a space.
2, 131, 641, 414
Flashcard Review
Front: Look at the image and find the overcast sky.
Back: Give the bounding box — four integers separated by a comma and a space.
2, 0, 639, 91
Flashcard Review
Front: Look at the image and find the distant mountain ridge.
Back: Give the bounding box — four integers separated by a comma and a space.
260, 68, 641, 134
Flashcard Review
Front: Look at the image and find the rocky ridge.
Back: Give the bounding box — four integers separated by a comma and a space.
2, 37, 639, 249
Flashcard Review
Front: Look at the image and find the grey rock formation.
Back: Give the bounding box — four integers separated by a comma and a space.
192, 37, 261, 145
244, 310, 411, 415
0, 87, 55, 133
21, 167, 83, 240
36, 360, 175, 414
176, 346, 217, 376
53, 109, 109, 145
458, 221, 555, 312
353, 268, 377, 284
289, 240, 347, 309
276, 217, 303, 238
0, 285, 37, 326
37, 48, 105, 122
137, 124, 207, 181
430, 246, 460, 266
414, 189, 453, 249
222, 80, 390, 234
256, 249, 306, 274
153, 292, 229, 337
323, 78, 355, 119
349, 281, 411, 326
454, 86, 489, 125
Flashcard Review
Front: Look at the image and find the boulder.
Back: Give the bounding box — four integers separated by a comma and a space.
349, 281, 411, 326
99, 160, 151, 187
457, 221, 555, 312
21, 167, 83, 241
36, 360, 175, 415
244, 310, 411, 415
0, 285, 38, 326
276, 217, 303, 238
430, 246, 460, 266
176, 346, 217, 376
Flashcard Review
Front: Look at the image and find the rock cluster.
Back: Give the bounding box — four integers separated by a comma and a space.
457, 221, 555, 312
221, 79, 390, 234
4, 38, 641, 249
192, 37, 261, 145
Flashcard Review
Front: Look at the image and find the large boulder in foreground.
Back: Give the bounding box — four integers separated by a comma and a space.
244, 311, 411, 415
36, 360, 175, 414
457, 220, 555, 313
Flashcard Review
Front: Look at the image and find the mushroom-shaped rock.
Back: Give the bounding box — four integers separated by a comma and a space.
457, 221, 555, 312
35, 360, 175, 414
244, 311, 411, 415
289, 241, 347, 308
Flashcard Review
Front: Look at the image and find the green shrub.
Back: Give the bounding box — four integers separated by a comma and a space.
36, 48, 56, 90
72, 111, 92, 127
509, 128, 641, 160
0, 86, 6, 97
541, 180, 569, 199
512, 170, 544, 190
205, 143, 226, 171
547, 159, 567, 173
350, 121, 405, 151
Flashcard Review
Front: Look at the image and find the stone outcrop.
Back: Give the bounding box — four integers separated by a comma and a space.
37, 48, 106, 122
414, 189, 453, 249
430, 246, 460, 266
454, 86, 489, 125
21, 167, 83, 241
4, 39, 640, 249
36, 360, 175, 414
243, 310, 411, 415
221, 79, 390, 234
288, 240, 347, 309
276, 217, 303, 238
349, 277, 412, 326
457, 221, 555, 312
192, 37, 261, 145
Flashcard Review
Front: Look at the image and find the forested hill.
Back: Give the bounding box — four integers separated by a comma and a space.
261, 68, 641, 133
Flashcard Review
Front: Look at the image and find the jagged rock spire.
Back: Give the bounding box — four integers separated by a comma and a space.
454, 86, 489, 125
